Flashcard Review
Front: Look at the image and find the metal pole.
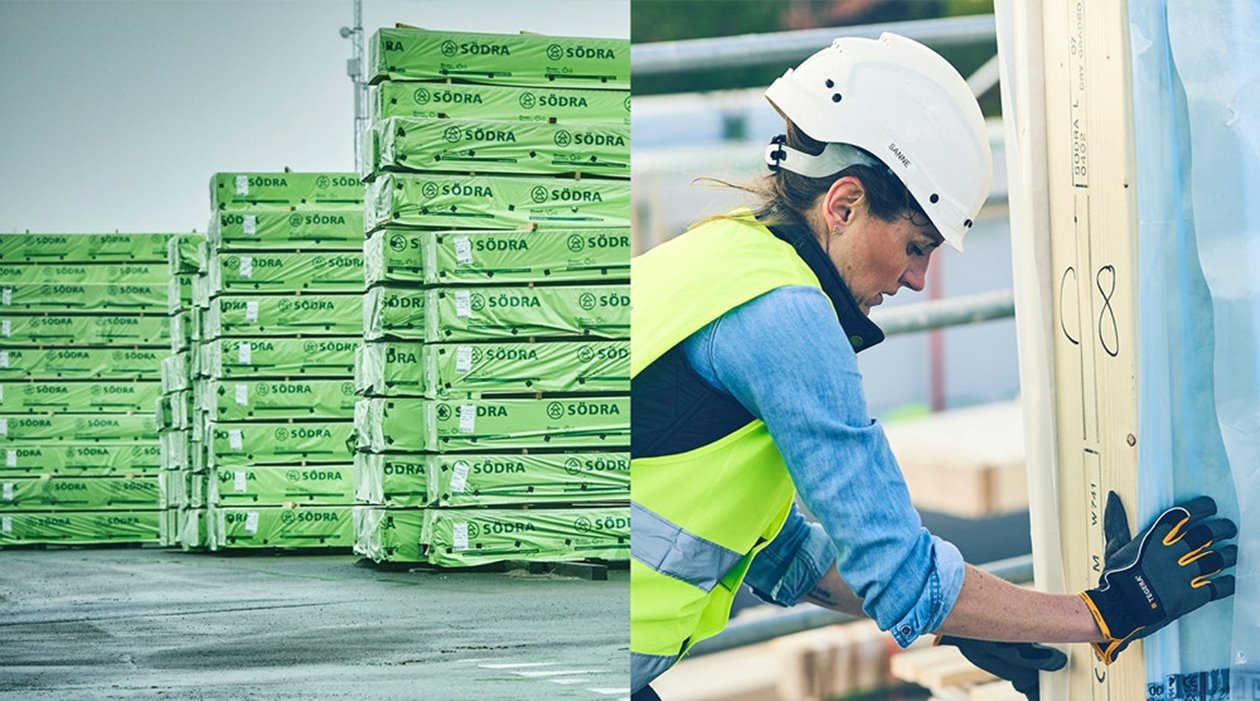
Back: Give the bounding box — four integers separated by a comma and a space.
687, 554, 1033, 657
632, 15, 997, 77
873, 289, 1015, 337
343, 0, 367, 173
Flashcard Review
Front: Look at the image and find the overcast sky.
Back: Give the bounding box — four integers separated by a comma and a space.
0, 0, 629, 234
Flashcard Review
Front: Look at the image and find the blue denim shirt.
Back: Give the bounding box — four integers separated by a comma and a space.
680, 285, 966, 648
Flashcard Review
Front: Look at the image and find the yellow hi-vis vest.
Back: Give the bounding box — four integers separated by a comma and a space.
630, 213, 825, 690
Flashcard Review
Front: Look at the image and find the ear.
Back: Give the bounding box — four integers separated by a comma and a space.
822, 176, 866, 232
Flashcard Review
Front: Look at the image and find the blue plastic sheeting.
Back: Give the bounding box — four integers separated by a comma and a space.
1131, 2, 1260, 699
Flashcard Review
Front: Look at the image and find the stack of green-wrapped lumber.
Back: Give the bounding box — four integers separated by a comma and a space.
161, 232, 207, 548
0, 233, 189, 547
354, 26, 630, 568
189, 172, 364, 551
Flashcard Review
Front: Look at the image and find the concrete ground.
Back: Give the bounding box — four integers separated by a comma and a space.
0, 549, 628, 700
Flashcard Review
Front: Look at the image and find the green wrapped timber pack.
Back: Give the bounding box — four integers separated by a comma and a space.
0, 510, 161, 547
422, 506, 630, 567
355, 339, 629, 398
179, 508, 209, 550
0, 262, 168, 286
155, 390, 193, 432
160, 506, 180, 546
210, 172, 362, 209
1, 347, 167, 381
210, 505, 353, 550
365, 173, 629, 232
209, 420, 355, 468
0, 233, 173, 263
369, 27, 628, 90
0, 442, 162, 475
0, 475, 160, 511
204, 379, 357, 421
1, 314, 170, 346
203, 337, 359, 379
160, 431, 190, 471
364, 228, 630, 286
205, 294, 363, 338
0, 414, 158, 442
160, 471, 182, 508
208, 252, 363, 295
1, 282, 167, 312
170, 311, 194, 353
373, 117, 629, 179
209, 464, 354, 506
0, 381, 161, 414
167, 234, 206, 276
168, 275, 196, 313
371, 82, 630, 125
161, 353, 190, 393
353, 450, 629, 508
354, 506, 424, 563
364, 284, 630, 342
209, 207, 364, 251
354, 396, 629, 453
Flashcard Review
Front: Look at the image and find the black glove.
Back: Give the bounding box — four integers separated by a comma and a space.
1080, 492, 1238, 664
937, 636, 1066, 701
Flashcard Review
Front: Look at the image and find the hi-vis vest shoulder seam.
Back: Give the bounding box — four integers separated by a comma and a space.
631, 213, 822, 691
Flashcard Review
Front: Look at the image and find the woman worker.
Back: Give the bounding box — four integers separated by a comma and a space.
629, 33, 1237, 700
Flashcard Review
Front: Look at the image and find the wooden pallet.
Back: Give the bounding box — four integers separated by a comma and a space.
890, 644, 1025, 701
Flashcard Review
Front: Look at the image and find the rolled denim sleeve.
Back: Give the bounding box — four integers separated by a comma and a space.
682, 286, 966, 647
743, 504, 837, 607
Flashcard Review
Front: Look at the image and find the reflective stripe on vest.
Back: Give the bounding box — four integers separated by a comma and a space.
630, 213, 823, 691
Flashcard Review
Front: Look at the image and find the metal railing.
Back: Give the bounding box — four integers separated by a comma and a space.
874, 289, 1015, 336
632, 15, 997, 77
689, 554, 1033, 657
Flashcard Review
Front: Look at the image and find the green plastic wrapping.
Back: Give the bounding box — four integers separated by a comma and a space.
364, 284, 629, 342
207, 252, 363, 295
0, 233, 174, 263
208, 464, 354, 506
209, 207, 364, 251
368, 28, 628, 90
160, 506, 179, 546
372, 117, 629, 179
353, 450, 628, 508
0, 443, 161, 475
370, 82, 630, 125
188, 470, 207, 507
422, 506, 630, 567
167, 234, 206, 275
155, 390, 193, 432
354, 396, 629, 453
364, 228, 629, 286
354, 506, 424, 563
0, 283, 167, 312
0, 262, 168, 286
203, 338, 359, 379
168, 274, 195, 313
0, 381, 161, 414
210, 505, 354, 550
365, 173, 629, 231
210, 172, 362, 209
160, 431, 190, 471
205, 294, 363, 338
0, 475, 160, 511
0, 510, 161, 546
204, 379, 357, 421
192, 274, 210, 309
161, 353, 190, 393
355, 340, 629, 398
179, 507, 208, 550
170, 311, 193, 353
1, 314, 169, 346
0, 413, 158, 442
1, 348, 166, 381
208, 420, 355, 467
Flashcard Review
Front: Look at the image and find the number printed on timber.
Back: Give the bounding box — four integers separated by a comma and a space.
1095, 265, 1120, 358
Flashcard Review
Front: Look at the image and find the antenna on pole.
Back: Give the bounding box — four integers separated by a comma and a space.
340, 0, 367, 173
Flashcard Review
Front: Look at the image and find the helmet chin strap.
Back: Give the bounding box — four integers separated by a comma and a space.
764, 137, 883, 179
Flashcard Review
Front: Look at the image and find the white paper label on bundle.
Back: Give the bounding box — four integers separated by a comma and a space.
2, 320, 10, 337
453, 523, 469, 550
228, 429, 243, 450
455, 346, 473, 374
243, 214, 257, 236
6, 449, 16, 467
235, 175, 249, 195
2, 289, 11, 306
234, 471, 248, 493
238, 342, 252, 365
245, 300, 259, 322
0, 351, 9, 368
1, 516, 10, 534
451, 461, 470, 493
2, 483, 12, 501
455, 290, 471, 318
235, 384, 248, 406
239, 256, 253, 279
454, 237, 473, 265
244, 511, 259, 533
0, 418, 8, 436
459, 404, 476, 433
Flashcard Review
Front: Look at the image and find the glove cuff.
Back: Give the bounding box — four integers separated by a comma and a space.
1079, 590, 1143, 665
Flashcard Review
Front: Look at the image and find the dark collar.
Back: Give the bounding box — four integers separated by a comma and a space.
766, 220, 885, 353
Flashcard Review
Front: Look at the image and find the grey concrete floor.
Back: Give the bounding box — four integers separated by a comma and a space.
0, 549, 628, 700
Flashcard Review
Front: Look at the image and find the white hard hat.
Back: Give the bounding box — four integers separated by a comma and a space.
764, 32, 992, 252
